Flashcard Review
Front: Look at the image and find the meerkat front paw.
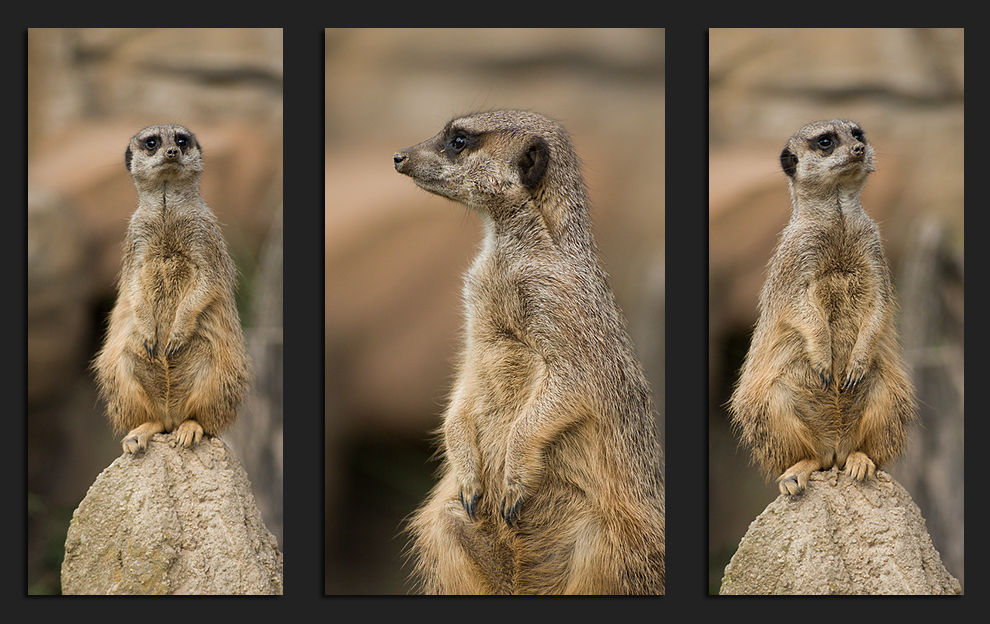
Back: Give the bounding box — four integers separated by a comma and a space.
500, 478, 528, 527
175, 420, 204, 448
840, 357, 870, 392
807, 349, 833, 390
138, 330, 157, 358
163, 335, 185, 358
811, 362, 833, 390
122, 421, 166, 454
843, 451, 876, 482
456, 474, 482, 520
135, 318, 158, 358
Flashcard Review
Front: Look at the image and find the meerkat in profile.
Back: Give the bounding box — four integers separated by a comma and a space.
394, 110, 664, 594
93, 124, 250, 454
729, 119, 916, 496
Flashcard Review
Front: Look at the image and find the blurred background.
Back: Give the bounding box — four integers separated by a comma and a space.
26, 28, 284, 594
324, 28, 665, 594
708, 28, 964, 593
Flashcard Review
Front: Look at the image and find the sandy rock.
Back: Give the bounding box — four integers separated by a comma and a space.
62, 434, 283, 595
720, 468, 960, 595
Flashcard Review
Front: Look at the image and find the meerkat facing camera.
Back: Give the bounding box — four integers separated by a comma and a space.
93, 124, 250, 454
395, 110, 664, 594
729, 119, 916, 496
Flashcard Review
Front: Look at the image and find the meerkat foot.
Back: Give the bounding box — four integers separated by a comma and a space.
122, 421, 166, 454
175, 420, 204, 448
843, 451, 876, 482
778, 458, 823, 496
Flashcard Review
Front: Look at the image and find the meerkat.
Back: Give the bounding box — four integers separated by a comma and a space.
728, 119, 916, 496
93, 124, 250, 455
394, 110, 665, 595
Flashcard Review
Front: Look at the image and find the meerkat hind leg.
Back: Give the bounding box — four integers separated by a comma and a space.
843, 451, 876, 482
122, 421, 166, 454
175, 419, 204, 448
778, 458, 823, 496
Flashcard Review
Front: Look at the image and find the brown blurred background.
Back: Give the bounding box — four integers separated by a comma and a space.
26, 28, 284, 594
708, 28, 964, 593
324, 28, 665, 594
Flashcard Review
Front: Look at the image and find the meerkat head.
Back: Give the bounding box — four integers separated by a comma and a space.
125, 124, 203, 189
393, 110, 587, 219
780, 120, 875, 195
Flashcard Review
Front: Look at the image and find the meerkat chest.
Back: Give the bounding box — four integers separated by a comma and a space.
796, 235, 878, 330
141, 201, 209, 252
462, 272, 545, 401
130, 209, 206, 290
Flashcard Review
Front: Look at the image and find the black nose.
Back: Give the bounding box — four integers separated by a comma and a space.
394, 152, 406, 165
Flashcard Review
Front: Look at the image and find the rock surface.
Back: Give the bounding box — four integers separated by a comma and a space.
62, 433, 283, 595
720, 468, 960, 595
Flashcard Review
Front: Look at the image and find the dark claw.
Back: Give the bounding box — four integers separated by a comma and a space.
841, 373, 864, 392
165, 342, 182, 359
459, 491, 478, 520
144, 341, 156, 358
819, 371, 832, 390
501, 498, 522, 527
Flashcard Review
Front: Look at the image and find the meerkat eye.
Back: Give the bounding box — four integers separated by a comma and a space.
851, 129, 865, 143
816, 136, 833, 150
144, 137, 159, 151
449, 134, 468, 153
176, 136, 188, 148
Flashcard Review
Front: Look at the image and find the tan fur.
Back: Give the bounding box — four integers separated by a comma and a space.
729, 120, 916, 496
93, 124, 250, 454
394, 110, 664, 594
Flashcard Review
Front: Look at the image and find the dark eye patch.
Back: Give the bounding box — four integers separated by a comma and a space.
811, 132, 837, 153
442, 128, 481, 157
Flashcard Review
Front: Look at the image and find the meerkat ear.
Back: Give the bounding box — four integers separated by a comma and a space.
125, 146, 133, 172
780, 147, 798, 178
518, 136, 549, 190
